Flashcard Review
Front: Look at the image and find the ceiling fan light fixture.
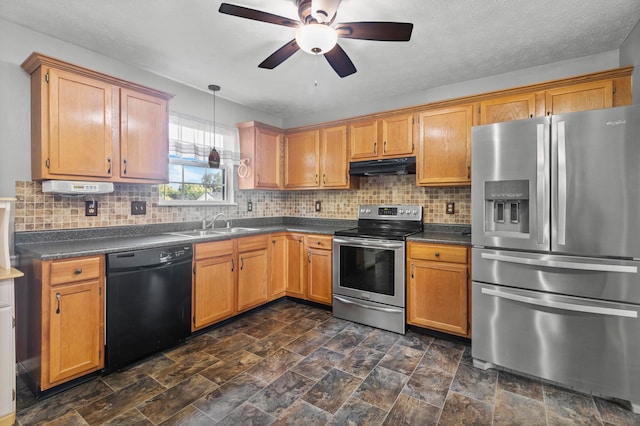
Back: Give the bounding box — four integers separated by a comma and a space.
295, 24, 338, 54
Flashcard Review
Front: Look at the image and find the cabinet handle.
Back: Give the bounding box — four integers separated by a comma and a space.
55, 293, 61, 314
315, 174, 318, 184
257, 174, 260, 185
383, 140, 387, 153
231, 258, 234, 272
74, 268, 83, 275
317, 241, 321, 245
434, 252, 440, 257
240, 257, 244, 270
308, 251, 311, 263
323, 174, 326, 185
373, 142, 377, 155
123, 158, 127, 175
107, 157, 111, 174
411, 264, 414, 279
272, 240, 276, 244
467, 165, 471, 179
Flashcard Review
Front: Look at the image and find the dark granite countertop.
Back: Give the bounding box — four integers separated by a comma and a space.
407, 224, 471, 246
15, 218, 471, 260
15, 218, 356, 260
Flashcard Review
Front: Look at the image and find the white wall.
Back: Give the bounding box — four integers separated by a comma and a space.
620, 18, 640, 104
0, 19, 283, 197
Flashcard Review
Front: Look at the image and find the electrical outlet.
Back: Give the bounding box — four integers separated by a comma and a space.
446, 202, 455, 215
131, 201, 146, 215
85, 200, 98, 216
247, 201, 253, 212
315, 200, 322, 212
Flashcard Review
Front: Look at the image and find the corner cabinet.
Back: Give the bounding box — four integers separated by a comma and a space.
237, 121, 283, 190
21, 52, 173, 183
18, 255, 104, 393
407, 242, 470, 337
417, 104, 477, 186
349, 113, 415, 161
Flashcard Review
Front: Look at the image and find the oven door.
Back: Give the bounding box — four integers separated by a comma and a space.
332, 236, 405, 307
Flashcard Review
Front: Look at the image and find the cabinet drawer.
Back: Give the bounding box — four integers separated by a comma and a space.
49, 256, 102, 286
306, 235, 332, 250
195, 240, 235, 260
237, 234, 269, 253
408, 243, 467, 264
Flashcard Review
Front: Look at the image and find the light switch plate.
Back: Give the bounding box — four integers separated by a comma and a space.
315, 200, 322, 212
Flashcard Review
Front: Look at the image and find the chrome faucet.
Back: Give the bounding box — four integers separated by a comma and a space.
211, 212, 230, 229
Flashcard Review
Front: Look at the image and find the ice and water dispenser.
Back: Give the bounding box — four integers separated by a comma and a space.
484, 180, 529, 234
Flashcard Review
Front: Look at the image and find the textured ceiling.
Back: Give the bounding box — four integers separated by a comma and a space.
1, 0, 639, 121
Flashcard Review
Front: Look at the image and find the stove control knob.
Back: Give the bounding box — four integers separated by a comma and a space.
360, 208, 365, 214
412, 209, 418, 215
365, 209, 372, 214
399, 209, 405, 214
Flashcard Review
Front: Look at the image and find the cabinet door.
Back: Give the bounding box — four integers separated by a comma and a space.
285, 235, 305, 298
480, 93, 536, 124
321, 125, 350, 188
269, 235, 287, 300
544, 80, 613, 115
237, 249, 268, 312
407, 259, 468, 336
255, 126, 283, 189
0, 303, 13, 419
192, 254, 235, 330
120, 88, 168, 181
285, 130, 320, 188
47, 68, 114, 178
47, 280, 103, 386
417, 104, 474, 186
349, 119, 378, 160
306, 247, 332, 305
380, 114, 414, 157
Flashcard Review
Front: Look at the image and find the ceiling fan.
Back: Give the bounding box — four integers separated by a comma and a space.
218, 0, 414, 78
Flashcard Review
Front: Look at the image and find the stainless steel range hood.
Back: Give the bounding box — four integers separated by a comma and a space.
349, 156, 416, 176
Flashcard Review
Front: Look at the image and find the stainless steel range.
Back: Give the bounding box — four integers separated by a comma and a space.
333, 204, 423, 334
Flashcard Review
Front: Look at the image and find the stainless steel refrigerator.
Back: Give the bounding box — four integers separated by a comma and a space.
471, 104, 640, 413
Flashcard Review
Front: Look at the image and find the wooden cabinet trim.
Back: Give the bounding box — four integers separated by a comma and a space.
49, 256, 102, 286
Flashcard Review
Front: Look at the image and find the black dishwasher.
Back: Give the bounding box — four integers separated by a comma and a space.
105, 244, 192, 373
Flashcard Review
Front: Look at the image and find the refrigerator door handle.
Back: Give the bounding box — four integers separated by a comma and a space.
481, 287, 638, 318
536, 123, 546, 245
480, 252, 638, 273
557, 120, 567, 245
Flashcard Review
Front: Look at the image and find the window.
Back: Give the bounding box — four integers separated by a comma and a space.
159, 113, 239, 205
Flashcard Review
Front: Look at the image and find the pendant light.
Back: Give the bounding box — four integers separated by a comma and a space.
208, 84, 221, 168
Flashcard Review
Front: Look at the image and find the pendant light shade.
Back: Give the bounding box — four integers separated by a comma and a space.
208, 84, 221, 168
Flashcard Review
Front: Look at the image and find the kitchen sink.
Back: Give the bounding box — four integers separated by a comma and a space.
167, 227, 259, 238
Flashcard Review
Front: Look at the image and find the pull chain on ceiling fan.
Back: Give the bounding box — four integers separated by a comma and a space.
218, 0, 413, 78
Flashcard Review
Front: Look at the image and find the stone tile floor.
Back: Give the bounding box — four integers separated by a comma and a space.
16, 299, 640, 425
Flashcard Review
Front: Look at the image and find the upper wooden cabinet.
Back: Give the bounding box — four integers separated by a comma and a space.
480, 93, 536, 125
285, 129, 320, 188
349, 114, 414, 161
237, 121, 283, 190
284, 125, 354, 190
21, 52, 172, 183
544, 80, 613, 115
417, 104, 477, 186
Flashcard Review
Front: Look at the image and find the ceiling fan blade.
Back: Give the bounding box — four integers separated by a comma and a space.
258, 40, 300, 69
324, 44, 356, 78
335, 22, 413, 41
219, 3, 301, 28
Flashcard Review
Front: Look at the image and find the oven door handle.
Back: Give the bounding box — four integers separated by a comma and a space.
480, 287, 638, 318
333, 295, 404, 314
333, 237, 404, 249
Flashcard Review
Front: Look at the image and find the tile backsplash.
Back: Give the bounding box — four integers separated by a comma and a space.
14, 176, 470, 232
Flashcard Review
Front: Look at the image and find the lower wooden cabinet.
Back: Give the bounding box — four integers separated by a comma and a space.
285, 234, 306, 298
17, 255, 104, 392
305, 235, 333, 305
237, 236, 269, 312
407, 242, 470, 337
192, 240, 236, 330
192, 235, 269, 331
